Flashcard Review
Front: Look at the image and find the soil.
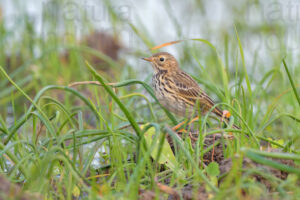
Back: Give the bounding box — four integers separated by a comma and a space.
139, 184, 208, 200
140, 130, 298, 200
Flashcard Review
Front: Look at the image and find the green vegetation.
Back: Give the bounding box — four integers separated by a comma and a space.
0, 0, 299, 199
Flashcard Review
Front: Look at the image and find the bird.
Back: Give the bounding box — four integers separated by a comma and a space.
142, 52, 238, 130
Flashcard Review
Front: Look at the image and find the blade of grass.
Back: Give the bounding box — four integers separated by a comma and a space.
243, 148, 300, 176
5, 85, 101, 144
69, 80, 177, 124
85, 61, 142, 139
282, 58, 300, 106
165, 126, 219, 193
244, 148, 300, 161
234, 26, 252, 97
0, 141, 29, 178
0, 65, 57, 143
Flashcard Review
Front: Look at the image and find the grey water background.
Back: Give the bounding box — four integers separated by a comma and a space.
2, 0, 300, 72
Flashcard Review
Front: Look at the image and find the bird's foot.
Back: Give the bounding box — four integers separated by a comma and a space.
172, 116, 199, 132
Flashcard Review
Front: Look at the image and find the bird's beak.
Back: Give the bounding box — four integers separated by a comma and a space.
142, 57, 153, 62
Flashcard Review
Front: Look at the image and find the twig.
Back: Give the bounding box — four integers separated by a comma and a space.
68, 81, 116, 87
154, 177, 179, 199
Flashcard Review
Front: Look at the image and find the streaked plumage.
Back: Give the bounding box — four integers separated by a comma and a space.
143, 52, 228, 120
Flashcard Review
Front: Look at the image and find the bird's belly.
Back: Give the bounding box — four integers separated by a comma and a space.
152, 73, 195, 117
154, 89, 194, 117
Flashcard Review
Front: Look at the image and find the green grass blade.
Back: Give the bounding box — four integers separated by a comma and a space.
243, 149, 300, 176
234, 26, 252, 97
85, 61, 142, 138
282, 58, 300, 106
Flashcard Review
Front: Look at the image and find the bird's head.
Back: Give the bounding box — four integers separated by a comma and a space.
142, 52, 179, 73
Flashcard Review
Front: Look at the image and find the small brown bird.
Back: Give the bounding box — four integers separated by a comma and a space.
143, 52, 236, 129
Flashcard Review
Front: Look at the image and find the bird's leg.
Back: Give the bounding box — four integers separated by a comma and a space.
172, 120, 188, 131
178, 116, 199, 132
174, 116, 199, 133
188, 116, 199, 125
174, 110, 231, 132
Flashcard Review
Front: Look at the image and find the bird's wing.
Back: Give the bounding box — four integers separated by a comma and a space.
169, 71, 223, 116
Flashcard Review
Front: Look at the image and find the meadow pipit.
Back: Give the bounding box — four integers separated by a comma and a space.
143, 52, 238, 129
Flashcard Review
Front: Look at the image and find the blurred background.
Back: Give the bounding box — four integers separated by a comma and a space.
0, 0, 299, 146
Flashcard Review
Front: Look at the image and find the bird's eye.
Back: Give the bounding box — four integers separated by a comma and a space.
160, 57, 165, 62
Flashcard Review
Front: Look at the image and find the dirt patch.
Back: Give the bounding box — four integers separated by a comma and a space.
139, 189, 156, 200
165, 129, 297, 195
167, 131, 228, 166
219, 154, 295, 190
139, 184, 208, 200
178, 184, 208, 200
